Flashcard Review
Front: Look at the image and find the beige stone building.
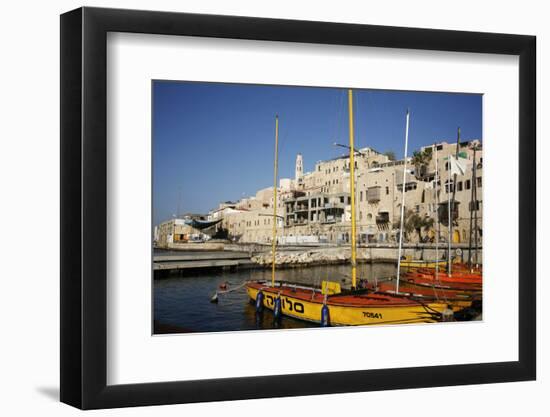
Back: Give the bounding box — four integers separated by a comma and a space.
426, 140, 483, 244
157, 218, 200, 246
353, 140, 483, 245
160, 140, 482, 246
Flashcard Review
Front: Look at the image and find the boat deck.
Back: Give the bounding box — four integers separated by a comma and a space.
247, 281, 428, 307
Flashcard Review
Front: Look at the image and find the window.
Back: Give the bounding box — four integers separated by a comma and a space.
457, 181, 463, 191
386, 186, 389, 195
445, 180, 454, 193
465, 179, 471, 190
477, 177, 482, 187
360, 191, 363, 201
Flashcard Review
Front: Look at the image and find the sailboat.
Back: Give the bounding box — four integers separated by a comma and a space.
399, 259, 447, 269
245, 90, 451, 326
371, 280, 480, 311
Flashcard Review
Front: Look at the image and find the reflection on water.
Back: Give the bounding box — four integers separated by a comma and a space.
154, 263, 396, 334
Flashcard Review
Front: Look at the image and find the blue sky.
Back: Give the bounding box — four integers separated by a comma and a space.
153, 81, 482, 226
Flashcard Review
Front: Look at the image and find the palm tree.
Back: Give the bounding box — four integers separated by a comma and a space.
411, 148, 433, 180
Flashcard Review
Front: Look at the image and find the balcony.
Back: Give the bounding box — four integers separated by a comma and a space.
438, 202, 459, 226
322, 202, 345, 210
321, 216, 338, 224
376, 212, 390, 224
367, 186, 381, 203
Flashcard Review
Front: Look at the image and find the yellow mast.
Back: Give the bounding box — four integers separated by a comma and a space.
348, 90, 357, 289
271, 115, 279, 287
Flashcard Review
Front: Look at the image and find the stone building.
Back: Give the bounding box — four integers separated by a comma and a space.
353, 140, 483, 245
160, 139, 482, 246
157, 218, 199, 246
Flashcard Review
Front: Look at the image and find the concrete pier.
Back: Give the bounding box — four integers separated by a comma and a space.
153, 251, 254, 272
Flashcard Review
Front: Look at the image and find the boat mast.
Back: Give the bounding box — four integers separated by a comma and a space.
434, 144, 439, 281
395, 109, 410, 294
468, 144, 476, 270
271, 115, 279, 287
447, 168, 452, 276
473, 145, 479, 267
348, 90, 357, 290
448, 127, 460, 276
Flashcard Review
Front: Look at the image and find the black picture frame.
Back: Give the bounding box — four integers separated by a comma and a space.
60, 6, 536, 410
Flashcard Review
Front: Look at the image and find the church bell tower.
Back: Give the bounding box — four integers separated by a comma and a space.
295, 153, 303, 182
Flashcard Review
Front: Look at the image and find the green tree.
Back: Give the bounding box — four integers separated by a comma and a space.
383, 150, 396, 161
394, 209, 435, 242
411, 148, 433, 179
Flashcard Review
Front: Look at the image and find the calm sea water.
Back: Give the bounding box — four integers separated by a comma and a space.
153, 258, 396, 334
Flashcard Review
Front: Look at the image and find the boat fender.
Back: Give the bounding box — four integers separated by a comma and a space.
255, 291, 264, 313
441, 306, 454, 322
273, 296, 282, 319
321, 304, 330, 327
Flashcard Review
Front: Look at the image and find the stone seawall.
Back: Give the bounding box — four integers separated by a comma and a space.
157, 241, 482, 269
252, 246, 482, 268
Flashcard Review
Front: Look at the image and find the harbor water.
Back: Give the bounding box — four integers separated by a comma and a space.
154, 262, 397, 334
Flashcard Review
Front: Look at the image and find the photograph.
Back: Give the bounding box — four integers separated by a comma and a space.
152, 81, 483, 333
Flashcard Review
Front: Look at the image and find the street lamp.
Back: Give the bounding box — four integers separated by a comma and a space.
333, 142, 367, 156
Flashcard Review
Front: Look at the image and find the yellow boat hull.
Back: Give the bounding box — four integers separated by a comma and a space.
400, 260, 447, 269
247, 286, 449, 326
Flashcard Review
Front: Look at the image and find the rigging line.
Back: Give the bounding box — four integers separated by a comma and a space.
361, 316, 439, 325
329, 90, 341, 149
334, 89, 346, 150
277, 126, 289, 170
364, 89, 378, 150
355, 91, 365, 150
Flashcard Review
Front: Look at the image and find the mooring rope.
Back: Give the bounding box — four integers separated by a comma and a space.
210, 280, 249, 303
216, 280, 248, 295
